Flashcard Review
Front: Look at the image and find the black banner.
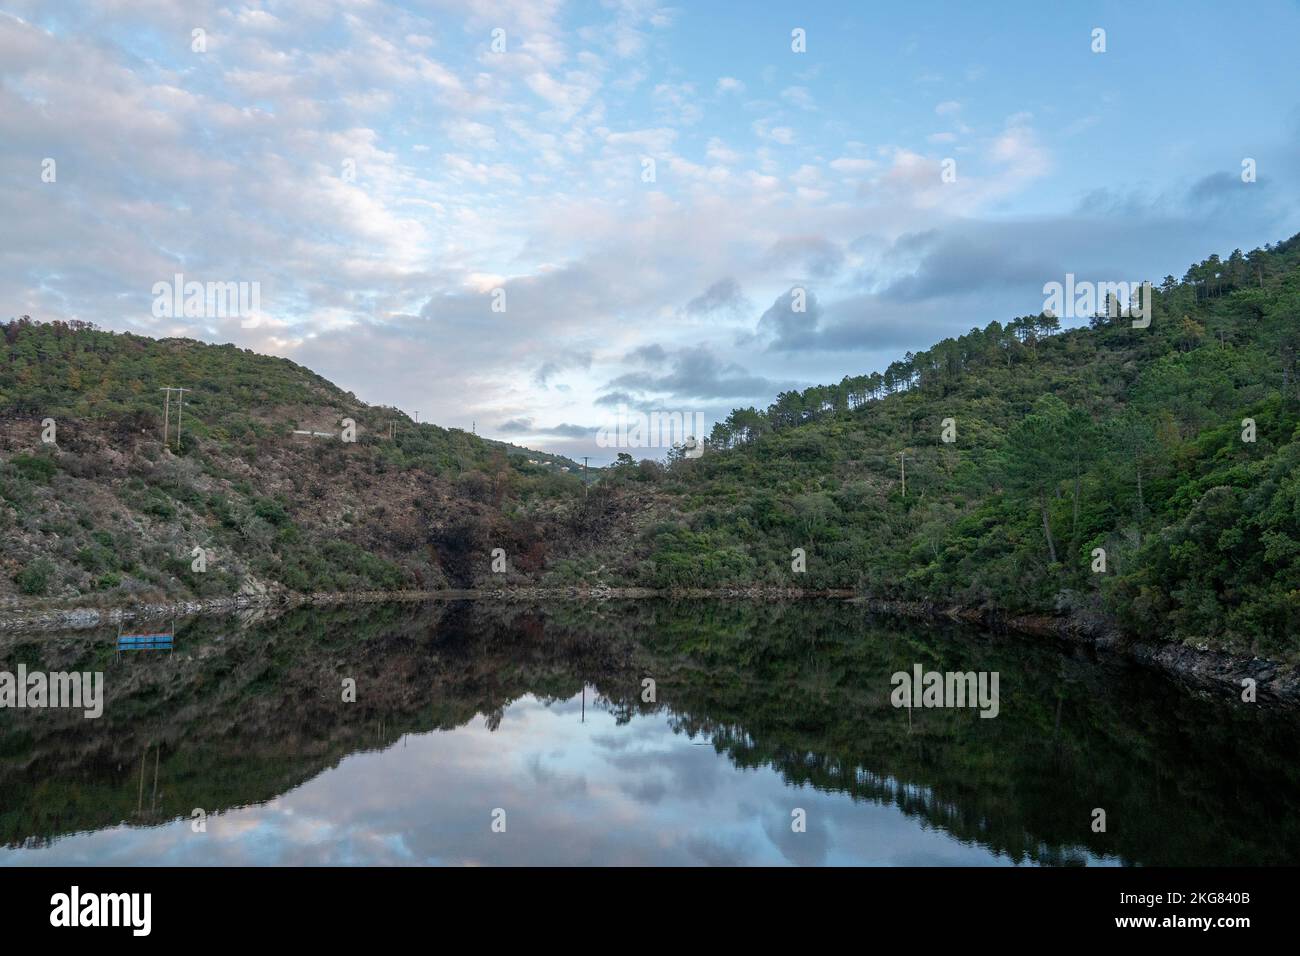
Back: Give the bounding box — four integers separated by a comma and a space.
0, 866, 1287, 942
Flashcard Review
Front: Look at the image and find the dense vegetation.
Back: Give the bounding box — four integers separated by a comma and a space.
3, 234, 1298, 664
594, 235, 1300, 661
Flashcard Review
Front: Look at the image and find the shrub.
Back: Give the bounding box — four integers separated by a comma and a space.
16, 558, 55, 595
11, 455, 56, 483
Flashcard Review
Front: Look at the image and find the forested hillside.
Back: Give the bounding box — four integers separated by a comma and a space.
586, 236, 1300, 661
3, 235, 1299, 664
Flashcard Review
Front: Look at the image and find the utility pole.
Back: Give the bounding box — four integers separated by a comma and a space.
175, 387, 188, 449
898, 449, 912, 497
159, 387, 189, 451
582, 456, 590, 496
160, 388, 170, 446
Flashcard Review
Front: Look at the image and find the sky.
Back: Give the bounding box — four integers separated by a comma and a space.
3, 0, 1298, 464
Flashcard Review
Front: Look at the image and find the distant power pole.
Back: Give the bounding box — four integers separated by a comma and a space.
582, 456, 590, 496
159, 387, 190, 451
898, 449, 912, 497
176, 388, 188, 448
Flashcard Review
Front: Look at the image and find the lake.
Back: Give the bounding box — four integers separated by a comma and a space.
2, 599, 1298, 866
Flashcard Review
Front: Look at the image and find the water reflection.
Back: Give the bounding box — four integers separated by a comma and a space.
2, 600, 1298, 865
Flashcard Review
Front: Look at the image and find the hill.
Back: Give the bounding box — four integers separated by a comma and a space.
583, 235, 1300, 662
3, 234, 1299, 665
0, 324, 599, 599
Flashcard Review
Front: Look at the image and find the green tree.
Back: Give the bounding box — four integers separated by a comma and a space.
1003, 397, 1070, 566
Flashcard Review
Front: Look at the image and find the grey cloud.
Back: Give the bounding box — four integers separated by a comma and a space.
1189, 172, 1240, 202
878, 232, 1055, 302
762, 236, 845, 279
626, 343, 668, 364
604, 348, 782, 401
496, 419, 592, 439
1185, 171, 1276, 220
533, 351, 592, 387
594, 389, 638, 407
684, 277, 749, 316
755, 286, 824, 351
546, 423, 594, 439
758, 191, 1300, 357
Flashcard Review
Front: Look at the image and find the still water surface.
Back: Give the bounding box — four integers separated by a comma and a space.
2, 600, 1297, 865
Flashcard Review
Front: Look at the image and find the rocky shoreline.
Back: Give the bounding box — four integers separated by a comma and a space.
858, 598, 1299, 705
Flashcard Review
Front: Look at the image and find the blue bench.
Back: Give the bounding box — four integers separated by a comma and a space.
117, 633, 174, 652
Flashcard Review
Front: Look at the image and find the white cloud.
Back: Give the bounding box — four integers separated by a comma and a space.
830, 157, 875, 175
752, 120, 795, 145
780, 86, 816, 110
445, 119, 500, 150
990, 117, 1049, 180
705, 137, 742, 165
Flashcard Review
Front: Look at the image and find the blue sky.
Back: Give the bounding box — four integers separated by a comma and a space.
3, 0, 1298, 463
